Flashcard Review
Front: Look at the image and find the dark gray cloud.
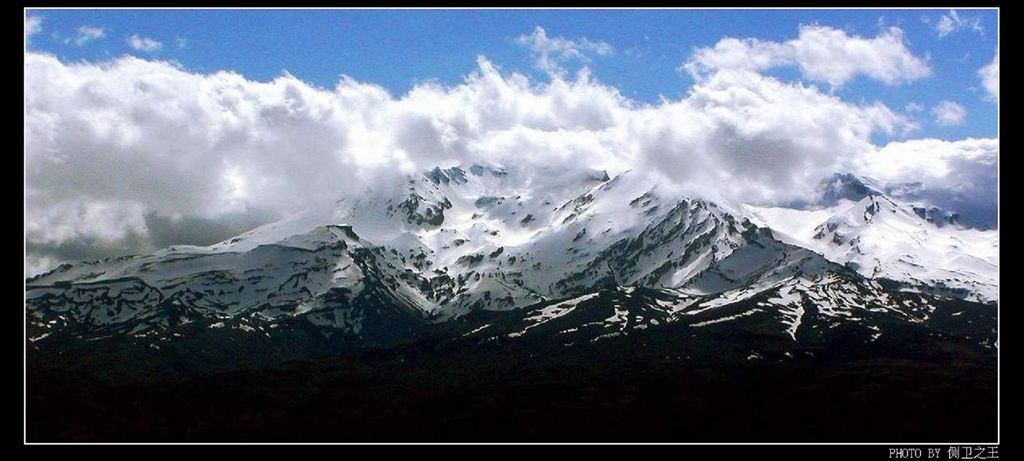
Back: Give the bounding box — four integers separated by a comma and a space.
887, 184, 997, 229
858, 137, 997, 230
144, 209, 279, 249
25, 208, 277, 276
26, 235, 151, 264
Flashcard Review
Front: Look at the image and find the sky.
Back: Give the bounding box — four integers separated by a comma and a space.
24, 8, 999, 275
26, 9, 998, 139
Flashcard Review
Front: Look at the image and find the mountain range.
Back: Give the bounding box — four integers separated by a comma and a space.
25, 164, 998, 442
26, 164, 997, 348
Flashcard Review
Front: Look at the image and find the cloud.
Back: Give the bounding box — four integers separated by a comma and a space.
859, 138, 997, 228
28, 46, 992, 275
979, 52, 998, 101
904, 102, 925, 113
127, 34, 162, 52
515, 26, 614, 76
932, 100, 967, 126
26, 14, 42, 38
73, 25, 105, 46
931, 9, 984, 38
175, 36, 188, 49
142, 209, 278, 251
684, 25, 930, 87
637, 68, 911, 205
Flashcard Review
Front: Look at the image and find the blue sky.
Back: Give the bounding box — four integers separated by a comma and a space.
26, 8, 998, 141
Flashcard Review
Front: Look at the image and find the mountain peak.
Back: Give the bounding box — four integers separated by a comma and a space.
425, 166, 469, 186
817, 173, 883, 206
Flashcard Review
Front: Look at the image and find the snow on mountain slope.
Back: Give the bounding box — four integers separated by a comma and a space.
26, 166, 997, 347
25, 164, 628, 337
26, 224, 431, 341
358, 165, 841, 317
457, 270, 993, 352
745, 174, 998, 302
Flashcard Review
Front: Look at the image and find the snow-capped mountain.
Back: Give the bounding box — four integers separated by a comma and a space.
26, 165, 998, 352
745, 173, 998, 302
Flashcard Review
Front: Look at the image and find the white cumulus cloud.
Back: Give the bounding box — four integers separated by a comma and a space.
26, 14, 42, 38
684, 25, 931, 87
905, 102, 925, 113
932, 101, 967, 126
73, 25, 105, 46
978, 52, 998, 101
25, 45, 992, 275
128, 34, 162, 52
516, 26, 614, 76
932, 9, 984, 38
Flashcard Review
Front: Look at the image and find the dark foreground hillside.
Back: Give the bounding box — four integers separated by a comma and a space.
27, 300, 997, 443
